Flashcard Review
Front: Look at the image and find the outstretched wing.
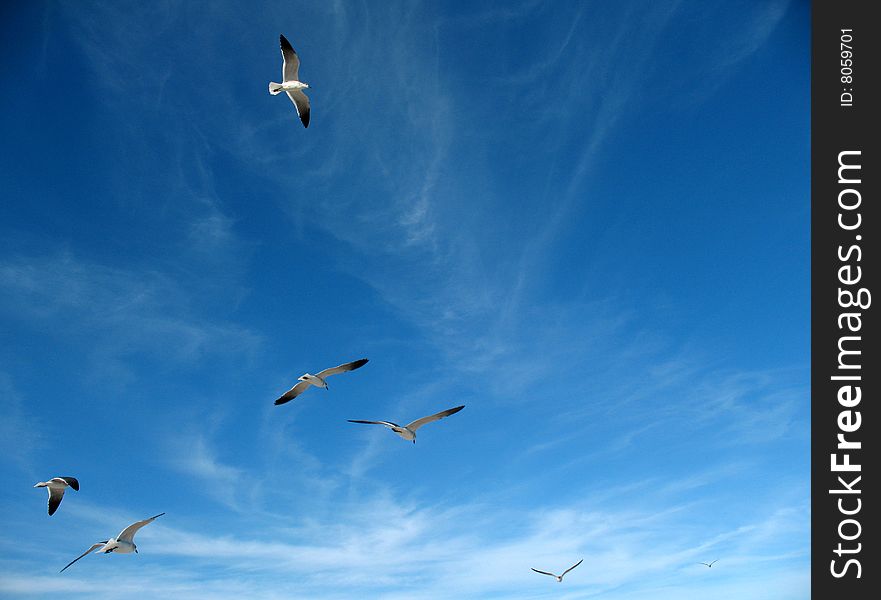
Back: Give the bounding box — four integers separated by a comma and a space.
561, 558, 583, 577
60, 542, 104, 573
531, 568, 557, 577
58, 476, 80, 491
117, 513, 165, 543
286, 90, 311, 128
317, 358, 368, 379
405, 405, 464, 431
347, 420, 398, 429
47, 487, 66, 516
279, 34, 300, 81
275, 380, 310, 405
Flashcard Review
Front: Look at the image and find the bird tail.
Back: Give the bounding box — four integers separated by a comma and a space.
268, 82, 283, 95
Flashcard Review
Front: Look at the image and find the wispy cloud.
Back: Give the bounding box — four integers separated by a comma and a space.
0, 470, 807, 599
709, 0, 794, 68
0, 252, 261, 385
0, 373, 44, 472
165, 434, 248, 512
655, 0, 796, 105
4, 5, 809, 600
51, 1, 251, 276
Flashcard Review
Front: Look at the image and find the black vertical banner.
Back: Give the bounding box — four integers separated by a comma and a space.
812, 1, 878, 597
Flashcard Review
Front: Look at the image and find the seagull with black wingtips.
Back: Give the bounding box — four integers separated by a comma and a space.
274, 358, 369, 406
268, 34, 311, 128
348, 405, 464, 443
60, 513, 165, 572
531, 558, 583, 582
33, 477, 79, 516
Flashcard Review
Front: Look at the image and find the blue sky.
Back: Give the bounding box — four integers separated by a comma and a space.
0, 1, 809, 598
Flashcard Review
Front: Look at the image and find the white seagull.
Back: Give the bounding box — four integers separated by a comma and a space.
268, 34, 311, 128
531, 559, 583, 582
348, 405, 464, 443
33, 477, 79, 516
60, 513, 165, 573
698, 559, 719, 568
274, 358, 369, 405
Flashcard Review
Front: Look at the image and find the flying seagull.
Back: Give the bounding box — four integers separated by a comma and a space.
33, 477, 79, 516
274, 358, 369, 405
531, 559, 583, 582
348, 405, 464, 443
699, 560, 719, 568
268, 34, 311, 128
60, 513, 165, 573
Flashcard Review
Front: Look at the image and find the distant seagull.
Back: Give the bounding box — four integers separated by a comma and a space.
33, 477, 79, 516
348, 405, 464, 443
531, 559, 583, 582
268, 34, 311, 128
60, 513, 165, 573
274, 358, 369, 405
699, 560, 719, 568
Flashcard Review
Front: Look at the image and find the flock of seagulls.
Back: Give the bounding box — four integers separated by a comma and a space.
28, 33, 722, 585
33, 472, 163, 572
272, 357, 466, 445
33, 476, 163, 571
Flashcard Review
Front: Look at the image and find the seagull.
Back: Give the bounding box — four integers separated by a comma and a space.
699, 560, 719, 568
268, 34, 311, 128
60, 513, 165, 573
33, 477, 79, 516
274, 358, 369, 405
531, 558, 583, 582
347, 405, 464, 443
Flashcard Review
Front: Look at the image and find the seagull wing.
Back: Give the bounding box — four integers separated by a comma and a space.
117, 513, 164, 543
58, 476, 80, 491
60, 542, 105, 573
47, 486, 66, 516
279, 34, 300, 81
709, 559, 718, 566
531, 568, 558, 577
286, 89, 310, 128
561, 559, 583, 577
275, 380, 311, 405
317, 358, 369, 379
405, 405, 465, 431
347, 420, 399, 429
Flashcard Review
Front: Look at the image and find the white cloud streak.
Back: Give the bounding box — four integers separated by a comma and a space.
0, 252, 261, 384
0, 373, 44, 472
0, 474, 807, 599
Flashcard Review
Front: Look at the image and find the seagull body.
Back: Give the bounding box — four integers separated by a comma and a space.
274, 358, 369, 405
60, 513, 164, 572
348, 405, 464, 443
33, 477, 79, 516
268, 34, 311, 127
532, 558, 583, 582
699, 560, 719, 568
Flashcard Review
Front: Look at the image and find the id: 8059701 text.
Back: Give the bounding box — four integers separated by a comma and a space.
840, 29, 853, 107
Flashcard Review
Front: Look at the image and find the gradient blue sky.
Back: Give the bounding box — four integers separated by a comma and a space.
0, 1, 809, 598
